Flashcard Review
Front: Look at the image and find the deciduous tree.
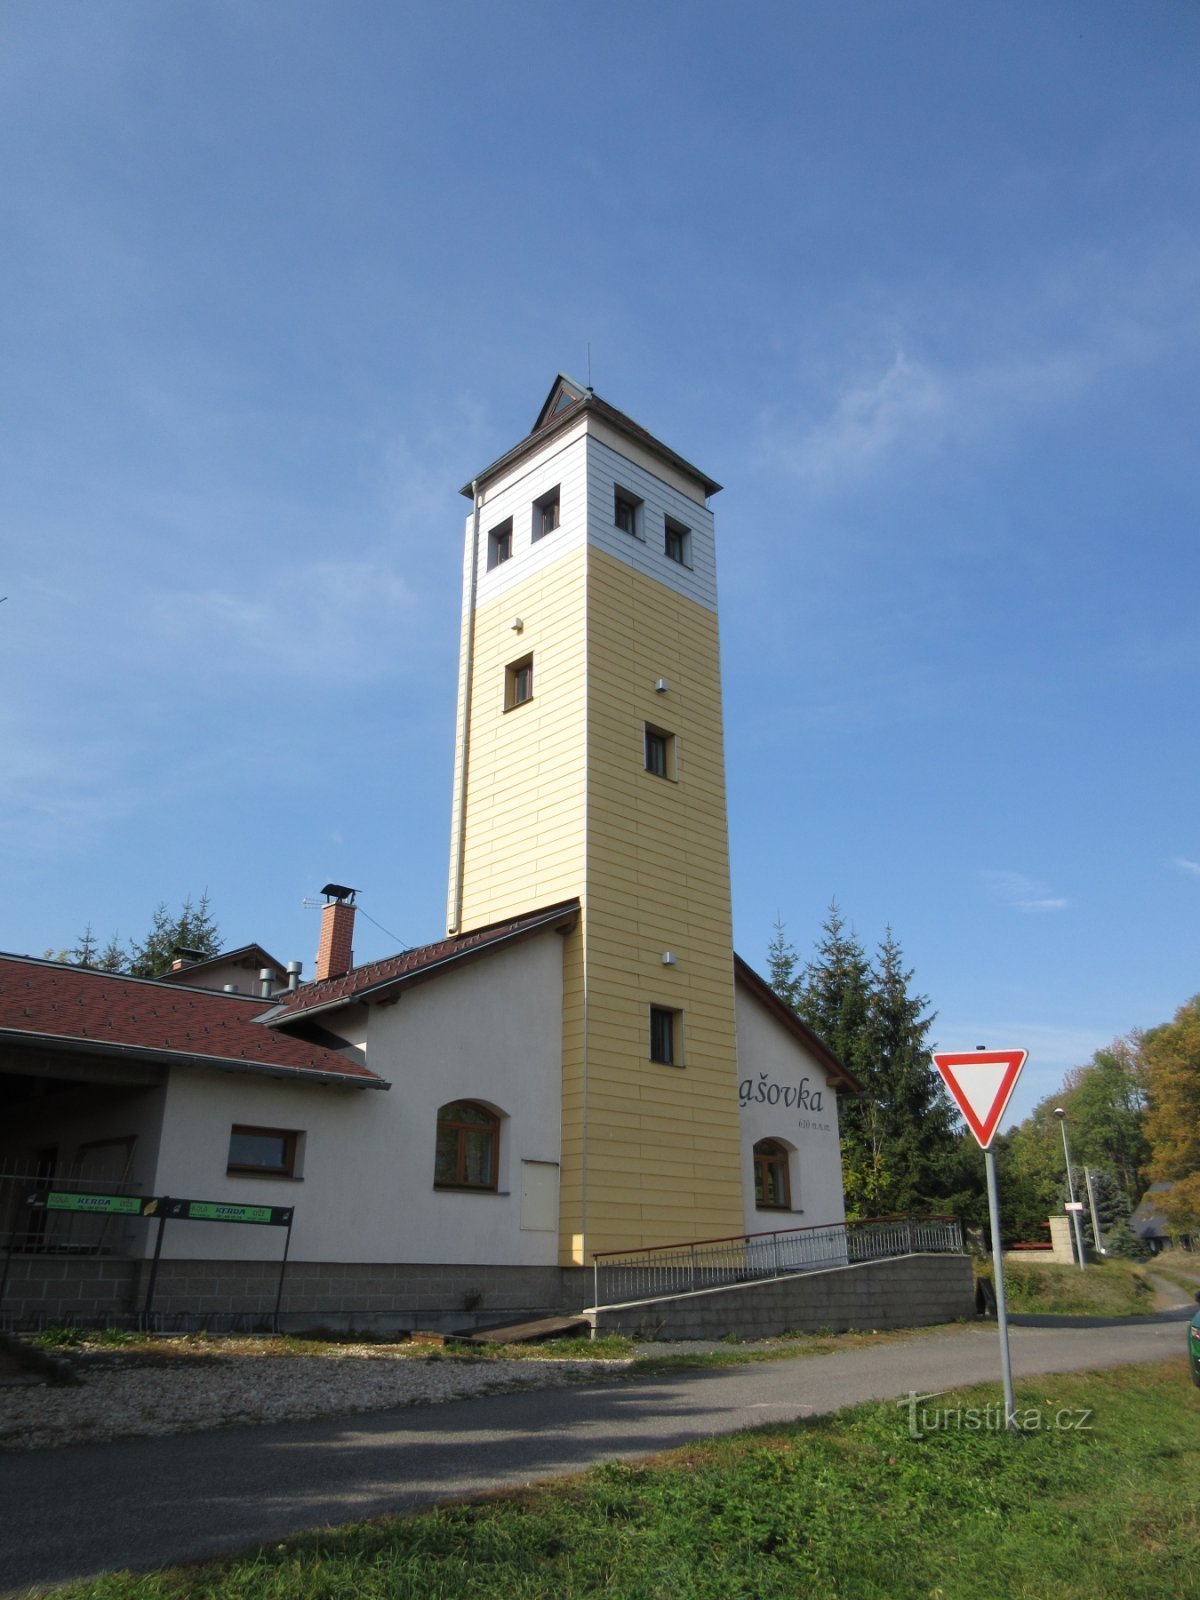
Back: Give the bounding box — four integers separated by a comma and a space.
1140, 995, 1200, 1230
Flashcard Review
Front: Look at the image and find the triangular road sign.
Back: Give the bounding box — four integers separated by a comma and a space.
932, 1049, 1027, 1149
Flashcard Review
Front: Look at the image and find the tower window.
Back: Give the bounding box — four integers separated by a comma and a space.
487, 518, 513, 569
753, 1140, 792, 1210
505, 654, 534, 709
533, 486, 560, 541
644, 724, 674, 779
649, 1006, 681, 1066
664, 517, 690, 565
614, 489, 642, 537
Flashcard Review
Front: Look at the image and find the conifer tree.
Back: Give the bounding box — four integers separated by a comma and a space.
854, 928, 958, 1216
126, 893, 220, 977
63, 894, 221, 978
769, 906, 967, 1222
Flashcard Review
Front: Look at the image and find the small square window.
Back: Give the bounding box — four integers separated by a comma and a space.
644, 724, 674, 779
614, 489, 642, 537
533, 487, 560, 541
227, 1125, 300, 1177
649, 1006, 680, 1066
487, 518, 513, 569
664, 517, 690, 565
505, 654, 534, 709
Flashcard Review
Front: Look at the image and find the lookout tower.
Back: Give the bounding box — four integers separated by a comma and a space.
447, 376, 744, 1262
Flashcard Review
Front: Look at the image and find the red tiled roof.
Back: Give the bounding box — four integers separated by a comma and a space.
0, 955, 383, 1087
269, 901, 580, 1023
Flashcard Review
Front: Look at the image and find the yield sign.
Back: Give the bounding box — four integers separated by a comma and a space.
932, 1049, 1027, 1149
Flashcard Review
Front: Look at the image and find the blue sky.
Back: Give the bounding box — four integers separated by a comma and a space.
2, 1, 1197, 1126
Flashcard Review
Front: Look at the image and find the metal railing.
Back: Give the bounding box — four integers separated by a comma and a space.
590, 1214, 963, 1310
0, 1160, 146, 1258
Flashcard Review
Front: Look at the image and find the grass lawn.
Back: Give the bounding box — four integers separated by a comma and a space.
44, 1359, 1199, 1600
983, 1256, 1159, 1316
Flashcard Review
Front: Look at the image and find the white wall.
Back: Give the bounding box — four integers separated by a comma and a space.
585, 433, 718, 613
463, 417, 718, 616
734, 983, 847, 1238
150, 930, 565, 1266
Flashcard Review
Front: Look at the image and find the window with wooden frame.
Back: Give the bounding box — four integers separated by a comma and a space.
614, 487, 642, 537
435, 1101, 500, 1190
505, 653, 534, 709
753, 1139, 791, 1210
664, 517, 690, 565
227, 1125, 301, 1178
487, 517, 513, 569
644, 724, 674, 779
649, 1005, 681, 1066
533, 485, 560, 541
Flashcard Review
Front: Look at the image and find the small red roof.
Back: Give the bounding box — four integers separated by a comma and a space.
269, 901, 580, 1023
0, 955, 383, 1086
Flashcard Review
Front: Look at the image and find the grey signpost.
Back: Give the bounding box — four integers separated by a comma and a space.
932, 1047, 1027, 1435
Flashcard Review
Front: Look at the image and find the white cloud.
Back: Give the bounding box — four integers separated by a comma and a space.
773, 351, 949, 485
978, 870, 1068, 914
761, 236, 1200, 494
1172, 856, 1200, 877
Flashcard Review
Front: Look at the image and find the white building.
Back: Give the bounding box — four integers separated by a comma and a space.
0, 378, 858, 1329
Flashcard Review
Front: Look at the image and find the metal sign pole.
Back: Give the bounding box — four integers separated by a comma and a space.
1083, 1167, 1104, 1256
143, 1207, 168, 1323
272, 1213, 293, 1335
984, 1147, 1018, 1433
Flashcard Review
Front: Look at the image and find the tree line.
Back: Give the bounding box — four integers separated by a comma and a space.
46, 893, 221, 979
770, 904, 1199, 1249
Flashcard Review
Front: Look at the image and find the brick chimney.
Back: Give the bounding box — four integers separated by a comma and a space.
315, 884, 357, 981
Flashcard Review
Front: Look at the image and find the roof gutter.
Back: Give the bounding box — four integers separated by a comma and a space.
0, 1028, 390, 1090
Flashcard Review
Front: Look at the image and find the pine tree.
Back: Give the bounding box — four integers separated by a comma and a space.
769, 906, 971, 1223
791, 902, 873, 1086
854, 928, 958, 1216
126, 893, 220, 978
766, 919, 803, 1011
70, 925, 101, 967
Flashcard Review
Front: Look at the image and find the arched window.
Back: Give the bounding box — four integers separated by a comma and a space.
753, 1139, 791, 1210
435, 1101, 499, 1191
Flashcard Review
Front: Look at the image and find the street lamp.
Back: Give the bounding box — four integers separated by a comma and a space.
1054, 1108, 1087, 1270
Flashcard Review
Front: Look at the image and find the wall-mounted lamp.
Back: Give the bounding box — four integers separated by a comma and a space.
510, 618, 524, 633
661, 951, 677, 966
654, 678, 669, 693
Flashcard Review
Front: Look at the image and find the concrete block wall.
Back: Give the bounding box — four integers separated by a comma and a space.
0, 1256, 590, 1333
588, 1254, 975, 1340
0, 1257, 141, 1325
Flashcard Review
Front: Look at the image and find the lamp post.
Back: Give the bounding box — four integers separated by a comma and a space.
1054, 1108, 1086, 1270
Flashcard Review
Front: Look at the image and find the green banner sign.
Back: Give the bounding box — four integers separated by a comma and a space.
24, 1191, 148, 1216
165, 1198, 293, 1227
22, 1190, 293, 1227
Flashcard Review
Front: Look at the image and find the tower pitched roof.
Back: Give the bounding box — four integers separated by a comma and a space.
460, 374, 721, 499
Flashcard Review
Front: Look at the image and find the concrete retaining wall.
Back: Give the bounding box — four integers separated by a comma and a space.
587, 1254, 975, 1340
0, 1257, 590, 1333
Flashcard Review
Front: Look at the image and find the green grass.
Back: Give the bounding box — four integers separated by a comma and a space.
982, 1256, 1158, 1316
42, 1359, 1199, 1600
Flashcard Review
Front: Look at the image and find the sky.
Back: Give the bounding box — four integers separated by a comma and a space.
2, 0, 1197, 1129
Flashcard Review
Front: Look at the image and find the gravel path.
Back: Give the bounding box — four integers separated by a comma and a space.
0, 1348, 633, 1453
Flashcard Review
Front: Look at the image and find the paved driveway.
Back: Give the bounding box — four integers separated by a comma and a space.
0, 1317, 1187, 1595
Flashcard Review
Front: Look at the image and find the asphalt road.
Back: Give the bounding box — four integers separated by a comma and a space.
0, 1317, 1188, 1596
